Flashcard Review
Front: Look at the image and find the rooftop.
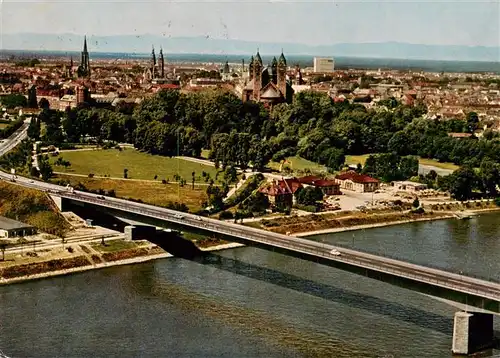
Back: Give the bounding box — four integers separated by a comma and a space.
0, 216, 34, 231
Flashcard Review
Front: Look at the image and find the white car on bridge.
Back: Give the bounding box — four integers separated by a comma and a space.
330, 249, 341, 256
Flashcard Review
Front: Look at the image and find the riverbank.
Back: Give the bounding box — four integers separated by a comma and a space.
253, 202, 500, 237
0, 240, 244, 286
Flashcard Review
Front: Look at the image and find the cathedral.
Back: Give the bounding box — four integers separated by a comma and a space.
77, 36, 90, 78
242, 50, 294, 105
144, 46, 165, 82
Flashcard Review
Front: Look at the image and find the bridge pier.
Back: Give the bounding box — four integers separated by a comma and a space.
452, 311, 494, 355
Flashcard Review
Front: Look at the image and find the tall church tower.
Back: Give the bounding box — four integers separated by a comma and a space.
277, 51, 287, 98
151, 46, 157, 78
252, 51, 262, 101
159, 48, 165, 78
78, 36, 90, 78
248, 55, 254, 80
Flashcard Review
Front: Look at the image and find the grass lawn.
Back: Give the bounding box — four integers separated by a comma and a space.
346, 154, 458, 171
50, 148, 220, 183
345, 154, 371, 166
0, 122, 10, 129
200, 149, 210, 159
418, 158, 458, 171
55, 174, 208, 212
89, 239, 140, 253
268, 156, 326, 173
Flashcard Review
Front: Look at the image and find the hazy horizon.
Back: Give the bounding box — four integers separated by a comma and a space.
2, 0, 498, 49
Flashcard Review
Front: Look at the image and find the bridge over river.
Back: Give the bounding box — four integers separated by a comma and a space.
0, 123, 499, 353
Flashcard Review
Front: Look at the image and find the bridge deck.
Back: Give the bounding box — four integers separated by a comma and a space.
56, 191, 500, 305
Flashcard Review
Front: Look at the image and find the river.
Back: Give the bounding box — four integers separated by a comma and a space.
1, 213, 500, 357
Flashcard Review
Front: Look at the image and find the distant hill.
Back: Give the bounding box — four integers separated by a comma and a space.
1, 33, 499, 62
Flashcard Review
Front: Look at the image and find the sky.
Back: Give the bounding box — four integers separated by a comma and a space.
1, 0, 499, 48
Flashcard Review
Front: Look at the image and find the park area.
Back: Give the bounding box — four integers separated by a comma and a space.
49, 148, 220, 183
54, 174, 209, 212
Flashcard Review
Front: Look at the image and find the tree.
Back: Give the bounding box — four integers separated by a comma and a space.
412, 198, 420, 208
27, 116, 41, 140
27, 86, 38, 108
206, 184, 226, 212
399, 156, 419, 179
479, 159, 500, 196
123, 168, 128, 179
325, 148, 345, 172
38, 156, 53, 181
448, 166, 479, 201
1, 94, 27, 109
296, 186, 324, 206
39, 98, 50, 110
191, 171, 196, 189
466, 112, 479, 133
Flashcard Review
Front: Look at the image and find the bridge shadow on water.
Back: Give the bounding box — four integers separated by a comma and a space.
149, 233, 457, 335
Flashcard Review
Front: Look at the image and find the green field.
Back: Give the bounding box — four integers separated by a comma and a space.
346, 154, 458, 171
268, 156, 326, 173
0, 123, 10, 129
345, 154, 370, 166
50, 148, 220, 182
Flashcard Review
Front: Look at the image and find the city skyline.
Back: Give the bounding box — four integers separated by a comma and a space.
2, 0, 499, 49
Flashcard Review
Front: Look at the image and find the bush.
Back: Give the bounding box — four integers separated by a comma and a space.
411, 207, 425, 214
495, 197, 500, 207
219, 211, 234, 220
296, 204, 318, 213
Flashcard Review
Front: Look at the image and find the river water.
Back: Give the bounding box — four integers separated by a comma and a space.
1, 213, 500, 357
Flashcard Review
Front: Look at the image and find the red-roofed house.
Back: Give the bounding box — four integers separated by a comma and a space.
297, 175, 341, 196
334, 171, 380, 193
258, 178, 302, 209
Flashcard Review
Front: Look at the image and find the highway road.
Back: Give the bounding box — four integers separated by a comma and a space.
0, 124, 499, 304
0, 120, 30, 157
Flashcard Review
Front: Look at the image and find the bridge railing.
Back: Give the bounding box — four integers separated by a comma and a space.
314, 240, 500, 285
64, 193, 500, 301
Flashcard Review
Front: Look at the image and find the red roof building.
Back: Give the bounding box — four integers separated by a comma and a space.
334, 171, 380, 193
297, 175, 341, 195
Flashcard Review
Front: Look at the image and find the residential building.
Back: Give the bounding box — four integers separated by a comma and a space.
335, 171, 380, 193
0, 216, 37, 238
297, 175, 341, 195
258, 178, 302, 209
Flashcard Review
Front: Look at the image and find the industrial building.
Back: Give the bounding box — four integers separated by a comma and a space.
0, 216, 37, 238
313, 57, 335, 73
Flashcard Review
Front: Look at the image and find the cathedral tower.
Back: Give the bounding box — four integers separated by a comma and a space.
159, 48, 165, 78
248, 55, 254, 80
277, 51, 287, 98
252, 51, 263, 101
151, 46, 157, 78
78, 36, 90, 78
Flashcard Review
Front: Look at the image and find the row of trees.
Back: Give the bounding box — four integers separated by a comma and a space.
27, 88, 500, 201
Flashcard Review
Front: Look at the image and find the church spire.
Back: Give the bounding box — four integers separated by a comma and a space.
159, 47, 165, 78
78, 35, 90, 78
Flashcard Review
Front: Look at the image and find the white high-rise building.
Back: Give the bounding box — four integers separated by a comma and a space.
313, 57, 335, 73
